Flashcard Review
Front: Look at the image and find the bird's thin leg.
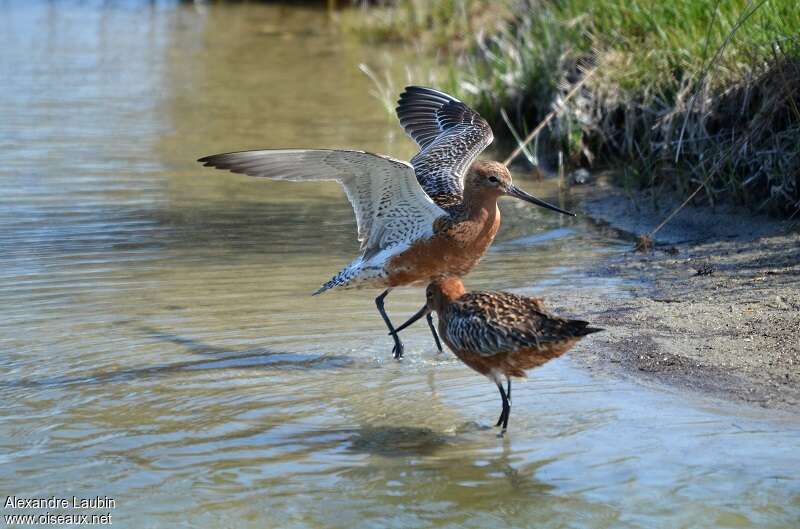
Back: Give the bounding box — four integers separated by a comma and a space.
375, 289, 404, 359
494, 409, 505, 427
495, 390, 505, 427
502, 378, 512, 432
426, 313, 443, 353
495, 380, 510, 434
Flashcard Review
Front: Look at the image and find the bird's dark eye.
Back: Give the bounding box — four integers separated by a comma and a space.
488, 176, 499, 183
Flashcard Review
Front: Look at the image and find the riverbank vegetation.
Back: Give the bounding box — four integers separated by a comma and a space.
348, 0, 800, 215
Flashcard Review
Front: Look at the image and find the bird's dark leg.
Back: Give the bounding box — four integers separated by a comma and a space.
375, 289, 404, 359
503, 378, 512, 432
495, 379, 511, 435
495, 400, 505, 427
495, 378, 512, 426
426, 313, 443, 353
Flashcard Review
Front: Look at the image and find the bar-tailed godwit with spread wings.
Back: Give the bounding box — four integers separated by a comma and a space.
198, 86, 573, 358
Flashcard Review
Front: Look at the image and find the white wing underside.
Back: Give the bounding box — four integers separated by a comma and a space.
198, 149, 447, 259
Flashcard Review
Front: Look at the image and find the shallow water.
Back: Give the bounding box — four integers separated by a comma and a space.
1, 2, 798, 528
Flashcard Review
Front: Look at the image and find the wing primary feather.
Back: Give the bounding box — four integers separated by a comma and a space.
197, 149, 447, 261
395, 86, 493, 199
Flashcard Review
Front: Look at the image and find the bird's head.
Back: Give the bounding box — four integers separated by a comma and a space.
466, 160, 512, 195
465, 160, 574, 216
425, 276, 466, 313
393, 277, 465, 335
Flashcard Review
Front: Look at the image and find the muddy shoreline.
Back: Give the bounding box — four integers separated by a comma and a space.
560, 179, 799, 412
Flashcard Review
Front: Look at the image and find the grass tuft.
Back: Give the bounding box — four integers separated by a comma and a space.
348, 0, 800, 215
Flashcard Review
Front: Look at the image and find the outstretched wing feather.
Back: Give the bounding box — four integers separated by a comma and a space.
198, 149, 446, 254
396, 86, 494, 198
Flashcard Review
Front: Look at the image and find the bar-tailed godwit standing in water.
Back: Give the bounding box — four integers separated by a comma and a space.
394, 277, 602, 434
198, 87, 574, 359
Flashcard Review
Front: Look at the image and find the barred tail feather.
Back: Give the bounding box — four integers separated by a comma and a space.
311, 241, 404, 295
311, 257, 365, 296
312, 281, 336, 296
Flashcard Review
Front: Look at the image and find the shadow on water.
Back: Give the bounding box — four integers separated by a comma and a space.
269, 425, 456, 458
283, 421, 556, 496
281, 421, 511, 460
342, 422, 521, 457
346, 425, 458, 457
334, 428, 559, 503
2, 325, 354, 390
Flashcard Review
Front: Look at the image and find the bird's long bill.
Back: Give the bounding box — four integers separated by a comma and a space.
393, 305, 430, 334
506, 185, 575, 216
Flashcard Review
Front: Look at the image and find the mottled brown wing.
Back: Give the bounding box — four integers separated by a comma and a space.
444, 291, 600, 357
396, 86, 493, 201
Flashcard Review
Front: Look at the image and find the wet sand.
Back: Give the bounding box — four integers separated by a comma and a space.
563, 179, 800, 411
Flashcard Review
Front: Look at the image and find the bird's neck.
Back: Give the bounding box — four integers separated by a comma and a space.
461, 189, 501, 222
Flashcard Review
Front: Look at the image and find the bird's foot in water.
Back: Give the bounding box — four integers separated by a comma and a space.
392, 340, 404, 360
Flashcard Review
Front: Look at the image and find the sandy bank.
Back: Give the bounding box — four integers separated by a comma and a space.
564, 179, 799, 411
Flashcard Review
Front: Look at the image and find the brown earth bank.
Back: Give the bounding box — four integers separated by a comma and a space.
557, 178, 800, 412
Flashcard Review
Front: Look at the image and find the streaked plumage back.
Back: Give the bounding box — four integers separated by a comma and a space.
442, 291, 601, 357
